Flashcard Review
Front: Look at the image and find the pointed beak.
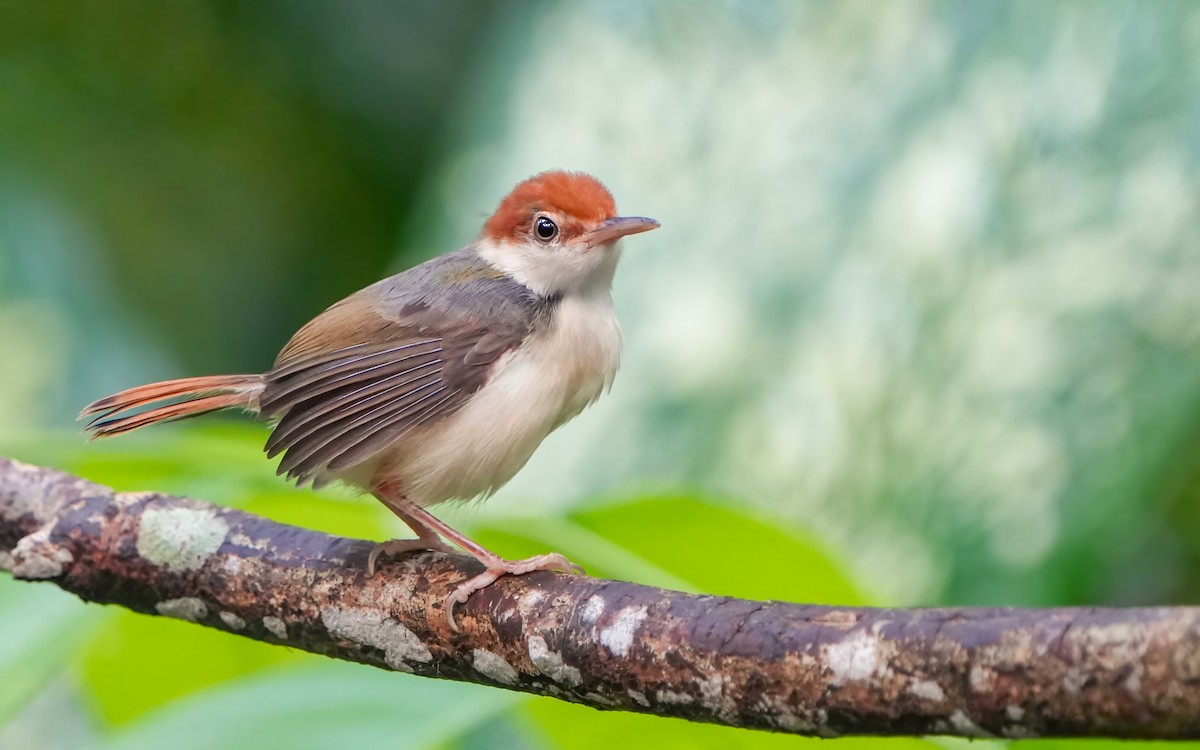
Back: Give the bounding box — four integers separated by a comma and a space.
584, 216, 660, 248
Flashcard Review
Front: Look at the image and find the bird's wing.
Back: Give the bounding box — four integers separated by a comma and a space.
260, 280, 535, 486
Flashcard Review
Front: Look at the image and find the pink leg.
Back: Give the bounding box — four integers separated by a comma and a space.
371, 484, 583, 631
368, 491, 458, 575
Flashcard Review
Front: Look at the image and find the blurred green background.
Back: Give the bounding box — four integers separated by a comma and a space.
1, 1, 1199, 748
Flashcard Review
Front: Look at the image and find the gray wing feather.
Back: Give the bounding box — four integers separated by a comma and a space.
275, 380, 451, 480
260, 249, 556, 486
264, 358, 443, 459
262, 342, 443, 418
321, 388, 458, 473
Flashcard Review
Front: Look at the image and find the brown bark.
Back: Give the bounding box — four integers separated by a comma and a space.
2, 455, 1199, 739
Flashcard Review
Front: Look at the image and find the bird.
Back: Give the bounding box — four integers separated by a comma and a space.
80, 170, 659, 630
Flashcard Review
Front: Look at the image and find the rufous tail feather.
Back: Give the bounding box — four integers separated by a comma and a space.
80, 374, 265, 439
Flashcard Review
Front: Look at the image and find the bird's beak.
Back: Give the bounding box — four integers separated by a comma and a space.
584, 216, 660, 248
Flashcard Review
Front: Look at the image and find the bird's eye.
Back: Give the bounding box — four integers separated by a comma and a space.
534, 216, 558, 242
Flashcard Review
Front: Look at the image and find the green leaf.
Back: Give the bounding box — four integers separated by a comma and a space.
0, 578, 101, 727
239, 488, 390, 542
100, 662, 524, 750
1018, 740, 1200, 749
79, 610, 314, 727
7, 426, 392, 536
577, 494, 865, 604
470, 493, 865, 604
525, 699, 942, 749
3, 425, 275, 508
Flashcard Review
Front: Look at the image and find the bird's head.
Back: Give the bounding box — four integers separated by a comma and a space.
478, 171, 659, 296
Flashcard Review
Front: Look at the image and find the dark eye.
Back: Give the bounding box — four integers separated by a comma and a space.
535, 216, 558, 242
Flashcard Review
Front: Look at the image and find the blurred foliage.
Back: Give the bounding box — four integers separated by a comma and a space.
2, 0, 1200, 748
0, 0, 498, 411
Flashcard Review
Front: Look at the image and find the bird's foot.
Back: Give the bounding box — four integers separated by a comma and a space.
446, 552, 584, 631
367, 536, 457, 575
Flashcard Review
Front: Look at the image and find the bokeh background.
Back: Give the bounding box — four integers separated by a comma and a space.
1, 1, 1199, 748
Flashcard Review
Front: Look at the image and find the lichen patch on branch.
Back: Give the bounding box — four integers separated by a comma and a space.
11, 529, 73, 579
598, 605, 647, 657
528, 635, 582, 687
136, 505, 230, 572
322, 607, 432, 672
823, 629, 884, 684
262, 616, 289, 640
472, 648, 520, 685
219, 611, 247, 630
156, 597, 209, 621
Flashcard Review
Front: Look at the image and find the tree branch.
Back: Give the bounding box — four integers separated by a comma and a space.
2, 456, 1199, 739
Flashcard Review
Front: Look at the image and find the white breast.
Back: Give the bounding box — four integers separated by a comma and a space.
371, 290, 622, 506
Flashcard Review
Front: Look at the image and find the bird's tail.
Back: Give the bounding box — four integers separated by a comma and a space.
80, 374, 265, 439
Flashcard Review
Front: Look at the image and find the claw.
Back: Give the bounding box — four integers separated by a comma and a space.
367, 537, 455, 576
445, 552, 584, 632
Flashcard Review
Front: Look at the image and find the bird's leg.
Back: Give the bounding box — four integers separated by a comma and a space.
371, 483, 583, 631
368, 485, 458, 575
